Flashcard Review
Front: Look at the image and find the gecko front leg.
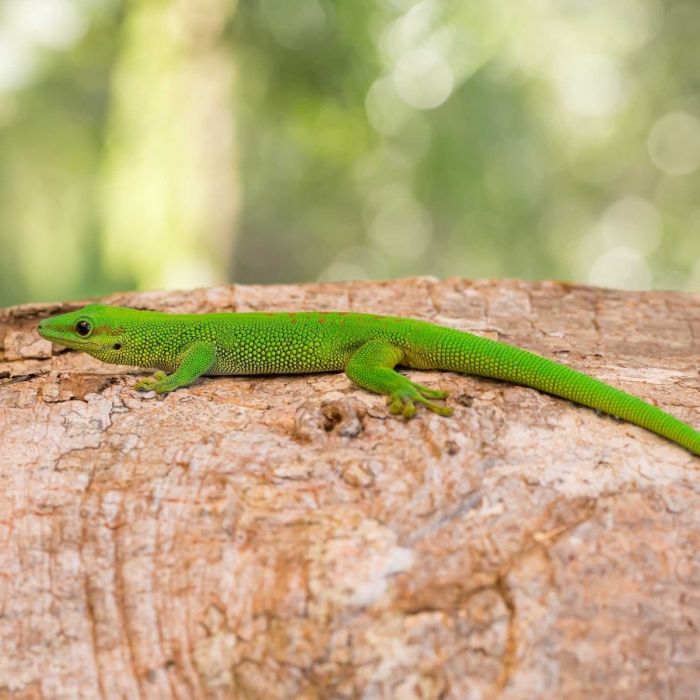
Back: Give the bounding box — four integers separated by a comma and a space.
134, 342, 216, 395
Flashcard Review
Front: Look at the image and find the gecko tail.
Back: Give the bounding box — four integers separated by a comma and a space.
438, 328, 700, 456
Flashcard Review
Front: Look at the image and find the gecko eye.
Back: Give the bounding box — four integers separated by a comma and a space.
113, 343, 122, 350
75, 320, 92, 337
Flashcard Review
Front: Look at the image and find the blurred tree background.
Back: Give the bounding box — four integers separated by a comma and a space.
1, 0, 700, 307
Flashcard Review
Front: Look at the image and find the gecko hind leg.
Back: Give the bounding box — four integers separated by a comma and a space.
346, 341, 453, 419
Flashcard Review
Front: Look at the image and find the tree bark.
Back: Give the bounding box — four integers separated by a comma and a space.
1, 278, 699, 699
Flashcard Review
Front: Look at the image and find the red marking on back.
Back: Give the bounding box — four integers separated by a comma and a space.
318, 317, 326, 324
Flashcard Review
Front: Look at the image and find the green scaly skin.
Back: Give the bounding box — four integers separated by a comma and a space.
37, 304, 700, 456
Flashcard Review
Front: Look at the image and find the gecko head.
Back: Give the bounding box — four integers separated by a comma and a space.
37, 304, 130, 363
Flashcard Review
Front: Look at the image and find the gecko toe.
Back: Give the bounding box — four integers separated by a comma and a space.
134, 371, 168, 392
414, 394, 453, 417
410, 381, 449, 400
402, 401, 417, 419
387, 396, 404, 415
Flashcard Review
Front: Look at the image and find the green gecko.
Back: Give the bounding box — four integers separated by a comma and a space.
37, 304, 700, 456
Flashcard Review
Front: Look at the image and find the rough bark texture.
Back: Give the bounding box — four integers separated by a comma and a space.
1, 278, 699, 700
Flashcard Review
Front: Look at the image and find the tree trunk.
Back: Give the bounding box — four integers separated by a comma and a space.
1, 278, 699, 699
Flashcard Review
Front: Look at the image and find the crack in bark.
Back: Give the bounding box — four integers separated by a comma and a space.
494, 572, 518, 693
81, 533, 106, 700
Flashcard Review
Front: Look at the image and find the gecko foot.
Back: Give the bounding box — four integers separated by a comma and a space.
387, 389, 453, 419
134, 371, 170, 394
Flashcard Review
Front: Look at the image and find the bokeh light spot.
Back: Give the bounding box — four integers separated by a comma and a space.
393, 49, 453, 110
550, 53, 623, 117
588, 248, 652, 290
368, 194, 433, 263
318, 246, 390, 282
365, 77, 410, 136
647, 112, 700, 176
261, 0, 326, 50
597, 197, 662, 256
0, 39, 33, 93
5, 0, 86, 50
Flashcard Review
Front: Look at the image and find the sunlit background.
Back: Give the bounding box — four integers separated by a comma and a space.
1, 0, 700, 307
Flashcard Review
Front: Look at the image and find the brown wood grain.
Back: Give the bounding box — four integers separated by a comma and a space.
1, 278, 699, 699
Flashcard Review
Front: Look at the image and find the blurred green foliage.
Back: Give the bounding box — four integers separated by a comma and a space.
1, 0, 700, 306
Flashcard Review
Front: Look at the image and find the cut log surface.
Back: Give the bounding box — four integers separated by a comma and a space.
1, 278, 699, 700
